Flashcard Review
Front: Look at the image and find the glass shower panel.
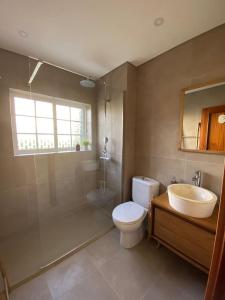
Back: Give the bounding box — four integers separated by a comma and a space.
0, 55, 43, 286
0, 52, 122, 288
32, 62, 115, 269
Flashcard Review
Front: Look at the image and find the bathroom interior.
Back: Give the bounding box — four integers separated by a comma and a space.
0, 1, 225, 300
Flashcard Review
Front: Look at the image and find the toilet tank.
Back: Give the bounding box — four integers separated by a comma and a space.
132, 176, 159, 209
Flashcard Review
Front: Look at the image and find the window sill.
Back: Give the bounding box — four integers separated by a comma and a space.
14, 149, 93, 157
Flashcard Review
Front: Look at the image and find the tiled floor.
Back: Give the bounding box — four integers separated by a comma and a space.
10, 228, 207, 300
0, 204, 113, 285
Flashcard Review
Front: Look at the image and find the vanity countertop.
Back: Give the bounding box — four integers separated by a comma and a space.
152, 192, 218, 234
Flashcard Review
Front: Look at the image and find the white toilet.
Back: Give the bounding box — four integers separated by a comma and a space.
112, 176, 159, 248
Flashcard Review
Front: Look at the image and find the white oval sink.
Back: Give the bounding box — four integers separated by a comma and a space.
167, 184, 217, 218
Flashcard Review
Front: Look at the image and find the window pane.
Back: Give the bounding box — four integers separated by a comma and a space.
56, 105, 70, 120
17, 134, 36, 150
16, 116, 36, 133
71, 107, 82, 121
38, 135, 54, 149
14, 97, 35, 116
71, 122, 81, 134
57, 120, 70, 134
58, 135, 71, 148
37, 118, 54, 134
72, 135, 81, 147
36, 101, 53, 118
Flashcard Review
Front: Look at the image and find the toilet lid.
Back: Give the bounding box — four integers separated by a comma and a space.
112, 201, 145, 224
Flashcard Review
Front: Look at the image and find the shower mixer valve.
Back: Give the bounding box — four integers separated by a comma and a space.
100, 137, 111, 160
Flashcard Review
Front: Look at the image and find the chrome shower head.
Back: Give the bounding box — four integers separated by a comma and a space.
80, 78, 96, 88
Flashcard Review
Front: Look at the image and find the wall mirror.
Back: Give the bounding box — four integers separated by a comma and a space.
180, 78, 225, 154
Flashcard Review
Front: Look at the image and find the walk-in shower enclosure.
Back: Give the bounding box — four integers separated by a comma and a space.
0, 48, 125, 287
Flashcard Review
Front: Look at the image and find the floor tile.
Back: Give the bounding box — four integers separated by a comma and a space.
44, 250, 94, 299
54, 270, 119, 300
163, 255, 207, 300
141, 273, 193, 300
10, 276, 52, 300
96, 239, 165, 300
8, 229, 207, 300
86, 228, 121, 268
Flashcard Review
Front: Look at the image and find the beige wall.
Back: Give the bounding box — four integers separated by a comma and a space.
96, 64, 126, 204
96, 62, 137, 203
135, 24, 225, 196
122, 64, 137, 200
0, 49, 97, 238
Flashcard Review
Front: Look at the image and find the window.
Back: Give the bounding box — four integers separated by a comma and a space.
10, 89, 92, 155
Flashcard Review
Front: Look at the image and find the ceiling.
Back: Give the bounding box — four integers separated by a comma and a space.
0, 0, 225, 78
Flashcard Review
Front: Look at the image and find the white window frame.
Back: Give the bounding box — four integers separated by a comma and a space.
9, 88, 92, 156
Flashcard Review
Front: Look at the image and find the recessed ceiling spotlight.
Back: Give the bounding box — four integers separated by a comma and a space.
18, 30, 28, 38
154, 17, 164, 26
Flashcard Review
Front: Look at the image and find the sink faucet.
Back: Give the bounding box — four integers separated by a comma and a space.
192, 171, 201, 187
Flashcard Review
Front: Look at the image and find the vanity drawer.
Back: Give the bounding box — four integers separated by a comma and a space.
154, 208, 215, 269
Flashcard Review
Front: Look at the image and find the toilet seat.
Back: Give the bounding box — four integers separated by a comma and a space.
112, 201, 146, 225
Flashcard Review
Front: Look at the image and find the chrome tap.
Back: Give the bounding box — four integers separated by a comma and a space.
192, 171, 201, 187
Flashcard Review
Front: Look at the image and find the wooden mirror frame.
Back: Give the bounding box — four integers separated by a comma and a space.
179, 77, 225, 155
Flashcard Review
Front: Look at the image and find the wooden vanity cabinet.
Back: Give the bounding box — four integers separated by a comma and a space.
150, 193, 218, 273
